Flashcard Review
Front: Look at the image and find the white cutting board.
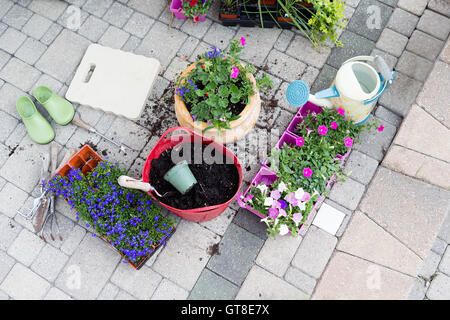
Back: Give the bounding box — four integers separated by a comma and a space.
66, 44, 160, 120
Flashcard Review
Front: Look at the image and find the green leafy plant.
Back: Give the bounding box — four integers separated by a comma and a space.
46, 161, 175, 266
238, 107, 379, 237
181, 0, 214, 21
176, 38, 273, 133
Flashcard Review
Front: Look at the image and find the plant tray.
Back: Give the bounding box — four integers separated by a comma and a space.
56, 144, 176, 270
241, 102, 351, 233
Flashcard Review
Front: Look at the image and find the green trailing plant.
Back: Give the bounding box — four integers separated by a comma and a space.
176, 38, 273, 133
46, 161, 175, 265
181, 0, 214, 21
238, 107, 380, 237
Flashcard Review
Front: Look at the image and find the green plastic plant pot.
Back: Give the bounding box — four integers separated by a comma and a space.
163, 160, 198, 195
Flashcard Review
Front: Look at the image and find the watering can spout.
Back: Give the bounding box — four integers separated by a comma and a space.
308, 86, 339, 109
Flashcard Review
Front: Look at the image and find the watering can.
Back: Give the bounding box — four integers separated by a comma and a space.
286, 56, 395, 125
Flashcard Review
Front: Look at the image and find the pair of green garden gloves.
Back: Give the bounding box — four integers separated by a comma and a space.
16, 86, 74, 144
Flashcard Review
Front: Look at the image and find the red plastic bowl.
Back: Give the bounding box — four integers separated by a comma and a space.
142, 127, 243, 222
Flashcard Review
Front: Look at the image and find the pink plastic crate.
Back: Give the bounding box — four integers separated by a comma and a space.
241, 102, 351, 231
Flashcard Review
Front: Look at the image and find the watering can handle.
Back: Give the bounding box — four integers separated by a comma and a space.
117, 175, 153, 192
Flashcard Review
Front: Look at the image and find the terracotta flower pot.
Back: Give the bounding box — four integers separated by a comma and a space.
174, 61, 261, 144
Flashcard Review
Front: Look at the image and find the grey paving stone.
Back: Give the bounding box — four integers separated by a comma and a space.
207, 223, 264, 285
353, 117, 396, 161
311, 64, 338, 93
266, 49, 306, 82
374, 105, 402, 127
328, 30, 375, 69
181, 18, 212, 39
55, 234, 120, 300
189, 268, 239, 300
347, 0, 393, 41
232, 208, 269, 240
292, 225, 338, 278
14, 37, 47, 65
121, 35, 141, 52
0, 110, 18, 144
151, 278, 189, 300
31, 73, 63, 96
379, 72, 423, 117
1, 4, 33, 29
66, 0, 88, 6
36, 29, 90, 83
345, 0, 360, 8
7, 228, 44, 266
40, 22, 62, 45
0, 214, 22, 251
438, 213, 450, 244
417, 9, 450, 40
0, 22, 6, 36
135, 21, 187, 69
396, 51, 434, 81
28, 0, 67, 20
439, 246, 450, 276
0, 27, 27, 54
432, 238, 448, 255
128, 0, 166, 19
256, 234, 303, 277
200, 207, 236, 236
0, 57, 40, 91
152, 220, 219, 291
344, 149, 379, 185
0, 290, 8, 300
103, 1, 133, 27
97, 282, 119, 300
275, 29, 294, 52
375, 28, 408, 57
407, 30, 444, 61
286, 35, 331, 69
387, 8, 419, 37
0, 0, 13, 19
284, 266, 317, 295
111, 263, 162, 300
177, 36, 199, 59
31, 244, 69, 282
99, 25, 130, 50
60, 225, 86, 255
157, 3, 184, 28
419, 250, 442, 278
15, 0, 33, 6
236, 264, 309, 300
162, 56, 189, 82
428, 0, 450, 18
82, 0, 112, 17
427, 273, 450, 300
329, 176, 366, 211
408, 278, 426, 300
0, 143, 9, 168
21, 13, 52, 40
378, 0, 398, 6
203, 22, 236, 50
360, 167, 450, 260
235, 27, 281, 67
123, 11, 154, 38
0, 250, 15, 283
77, 14, 108, 42
44, 287, 72, 300
0, 263, 50, 299
0, 182, 29, 217
397, 0, 428, 16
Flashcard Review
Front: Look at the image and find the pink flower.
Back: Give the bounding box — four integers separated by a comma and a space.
331, 122, 338, 129
240, 37, 246, 46
230, 66, 239, 78
270, 190, 281, 200
301, 192, 310, 202
285, 192, 298, 207
244, 194, 254, 202
269, 207, 279, 219
378, 125, 384, 132
292, 213, 303, 224
295, 136, 304, 147
306, 127, 315, 134
344, 137, 353, 148
236, 193, 245, 207
318, 125, 328, 136
278, 209, 287, 217
337, 107, 345, 116
193, 15, 199, 23
303, 167, 313, 178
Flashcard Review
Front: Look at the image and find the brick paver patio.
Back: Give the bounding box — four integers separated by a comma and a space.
0, 0, 449, 300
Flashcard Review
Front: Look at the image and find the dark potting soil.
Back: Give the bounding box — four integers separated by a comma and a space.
221, 0, 238, 15
149, 143, 240, 210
